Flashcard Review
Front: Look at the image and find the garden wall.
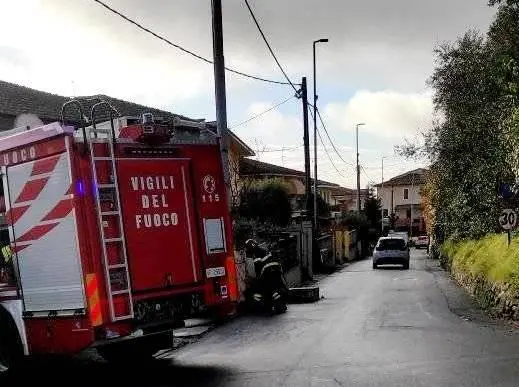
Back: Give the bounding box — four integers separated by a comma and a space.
441, 234, 519, 320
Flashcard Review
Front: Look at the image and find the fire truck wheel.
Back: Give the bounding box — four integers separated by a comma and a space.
0, 307, 24, 373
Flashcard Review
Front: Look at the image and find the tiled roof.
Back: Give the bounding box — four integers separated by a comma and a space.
330, 186, 355, 196
0, 80, 254, 156
0, 80, 68, 122
0, 80, 195, 125
374, 168, 427, 187
331, 187, 368, 197
240, 158, 305, 177
240, 158, 338, 186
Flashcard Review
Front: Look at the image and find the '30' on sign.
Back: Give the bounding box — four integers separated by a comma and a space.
499, 209, 518, 230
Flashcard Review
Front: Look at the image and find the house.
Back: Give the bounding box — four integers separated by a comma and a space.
239, 158, 347, 213
317, 182, 341, 207
0, 80, 254, 202
374, 168, 427, 234
240, 158, 308, 210
331, 187, 369, 212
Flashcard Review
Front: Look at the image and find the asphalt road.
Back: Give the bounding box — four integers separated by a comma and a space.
5, 249, 519, 386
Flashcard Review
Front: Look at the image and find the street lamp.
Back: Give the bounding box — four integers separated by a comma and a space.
356, 123, 365, 213
381, 156, 388, 232
312, 38, 328, 230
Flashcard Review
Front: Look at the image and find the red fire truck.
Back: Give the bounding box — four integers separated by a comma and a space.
0, 100, 238, 369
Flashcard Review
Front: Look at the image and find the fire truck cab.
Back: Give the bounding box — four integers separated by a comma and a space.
0, 101, 237, 369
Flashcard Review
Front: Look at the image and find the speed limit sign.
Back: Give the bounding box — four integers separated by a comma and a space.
499, 209, 518, 230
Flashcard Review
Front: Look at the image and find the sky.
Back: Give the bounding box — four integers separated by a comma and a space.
0, 0, 497, 188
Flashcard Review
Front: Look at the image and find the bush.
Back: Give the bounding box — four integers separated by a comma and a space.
238, 179, 292, 227
340, 212, 369, 230
442, 233, 519, 292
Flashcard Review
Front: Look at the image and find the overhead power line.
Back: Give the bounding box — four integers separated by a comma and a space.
228, 94, 296, 129
316, 126, 347, 179
91, 0, 292, 86
316, 108, 355, 167
242, 0, 299, 93
361, 165, 376, 184
260, 145, 303, 153
307, 106, 347, 179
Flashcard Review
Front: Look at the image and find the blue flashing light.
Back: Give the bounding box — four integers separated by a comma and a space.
76, 180, 85, 196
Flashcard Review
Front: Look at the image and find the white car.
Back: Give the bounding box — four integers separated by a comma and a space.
415, 235, 429, 249
372, 237, 410, 270
387, 231, 409, 245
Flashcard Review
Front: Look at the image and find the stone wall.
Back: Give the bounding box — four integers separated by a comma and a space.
450, 270, 519, 320
439, 244, 519, 320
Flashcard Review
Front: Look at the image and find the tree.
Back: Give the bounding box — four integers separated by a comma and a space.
238, 179, 292, 227
363, 187, 381, 229
306, 192, 331, 220
396, 2, 519, 242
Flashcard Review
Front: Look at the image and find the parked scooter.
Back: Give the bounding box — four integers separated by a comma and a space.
244, 239, 289, 314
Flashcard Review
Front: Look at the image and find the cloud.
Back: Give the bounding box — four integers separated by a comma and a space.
324, 90, 434, 139
231, 101, 303, 149
0, 0, 485, 187
0, 1, 215, 111
0, 0, 494, 109
232, 101, 360, 187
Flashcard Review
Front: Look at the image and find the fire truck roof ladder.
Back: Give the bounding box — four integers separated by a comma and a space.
61, 99, 88, 153
89, 102, 134, 322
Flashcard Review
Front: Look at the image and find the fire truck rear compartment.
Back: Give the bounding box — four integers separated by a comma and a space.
116, 158, 203, 293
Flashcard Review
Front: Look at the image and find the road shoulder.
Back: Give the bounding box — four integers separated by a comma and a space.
425, 256, 519, 333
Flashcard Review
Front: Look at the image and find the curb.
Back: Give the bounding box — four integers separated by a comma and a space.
288, 285, 320, 303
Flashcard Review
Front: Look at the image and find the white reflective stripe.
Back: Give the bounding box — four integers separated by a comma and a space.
8, 154, 68, 236
0, 290, 18, 297
12, 193, 73, 209
27, 172, 53, 181
36, 220, 60, 227
13, 240, 31, 247
260, 261, 280, 277
11, 194, 74, 212
253, 253, 272, 263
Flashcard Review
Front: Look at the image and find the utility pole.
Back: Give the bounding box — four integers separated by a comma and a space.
381, 156, 385, 233
312, 48, 318, 229
301, 77, 312, 219
410, 172, 415, 237
312, 38, 328, 231
211, 0, 231, 205
356, 123, 365, 213
391, 185, 394, 229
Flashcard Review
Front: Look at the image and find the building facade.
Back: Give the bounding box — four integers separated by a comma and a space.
375, 168, 427, 234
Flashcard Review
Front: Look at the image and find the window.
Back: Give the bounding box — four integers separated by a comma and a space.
403, 188, 409, 200
383, 209, 389, 217
406, 209, 411, 219
376, 238, 406, 251
203, 218, 226, 254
